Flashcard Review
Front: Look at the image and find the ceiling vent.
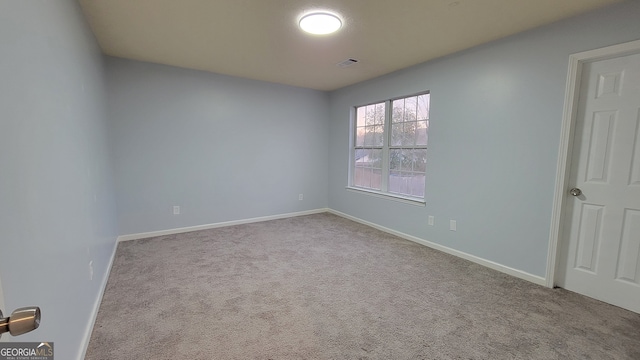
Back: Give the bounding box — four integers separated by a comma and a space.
337, 58, 359, 68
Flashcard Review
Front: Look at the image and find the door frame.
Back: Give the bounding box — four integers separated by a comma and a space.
0, 273, 4, 314
546, 39, 640, 288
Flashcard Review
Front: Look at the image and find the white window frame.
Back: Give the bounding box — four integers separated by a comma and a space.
348, 91, 430, 204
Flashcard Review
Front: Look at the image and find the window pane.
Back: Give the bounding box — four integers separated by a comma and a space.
402, 122, 416, 147
404, 96, 417, 122
391, 124, 402, 146
390, 149, 402, 170
357, 107, 366, 127
355, 149, 370, 168
362, 168, 373, 188
356, 127, 365, 146
401, 149, 412, 171
416, 120, 428, 146
354, 166, 366, 187
417, 94, 430, 120
412, 149, 427, 172
409, 172, 426, 197
365, 105, 375, 125
370, 149, 382, 169
353, 165, 384, 191
375, 103, 385, 125
374, 125, 384, 146
364, 126, 374, 146
392, 99, 404, 123
389, 171, 425, 197
405, 150, 415, 171
371, 168, 382, 190
388, 171, 407, 195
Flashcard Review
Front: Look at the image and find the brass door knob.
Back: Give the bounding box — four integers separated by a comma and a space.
0, 307, 41, 338
569, 188, 582, 196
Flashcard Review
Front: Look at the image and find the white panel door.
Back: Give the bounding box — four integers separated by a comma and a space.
557, 52, 640, 313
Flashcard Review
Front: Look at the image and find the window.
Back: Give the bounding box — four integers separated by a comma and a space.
351, 92, 430, 200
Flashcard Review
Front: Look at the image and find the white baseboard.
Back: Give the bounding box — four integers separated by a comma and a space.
116, 207, 546, 286
117, 208, 330, 242
77, 239, 119, 360
327, 209, 547, 286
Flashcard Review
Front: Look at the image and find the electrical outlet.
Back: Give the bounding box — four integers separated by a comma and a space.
450, 220, 457, 231
428, 216, 434, 226
89, 261, 94, 281
299, 194, 303, 201
173, 206, 180, 215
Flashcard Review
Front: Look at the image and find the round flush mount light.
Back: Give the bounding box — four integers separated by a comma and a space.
299, 12, 342, 35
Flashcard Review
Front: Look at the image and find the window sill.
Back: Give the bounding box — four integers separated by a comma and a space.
345, 186, 426, 206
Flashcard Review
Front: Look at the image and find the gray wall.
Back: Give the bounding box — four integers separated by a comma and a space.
107, 58, 330, 235
0, 1, 117, 359
328, 1, 640, 278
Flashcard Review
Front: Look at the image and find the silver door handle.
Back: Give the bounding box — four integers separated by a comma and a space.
0, 307, 41, 338
569, 188, 582, 196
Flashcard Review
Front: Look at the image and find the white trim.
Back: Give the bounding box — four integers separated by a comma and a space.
117, 208, 330, 242
546, 39, 640, 288
77, 239, 119, 360
345, 187, 426, 206
328, 209, 546, 286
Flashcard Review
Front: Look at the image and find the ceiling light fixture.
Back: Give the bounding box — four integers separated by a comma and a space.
299, 12, 342, 35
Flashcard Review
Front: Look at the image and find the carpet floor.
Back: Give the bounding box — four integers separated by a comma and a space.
85, 213, 640, 359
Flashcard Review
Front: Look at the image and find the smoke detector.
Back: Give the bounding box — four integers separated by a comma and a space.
337, 58, 359, 68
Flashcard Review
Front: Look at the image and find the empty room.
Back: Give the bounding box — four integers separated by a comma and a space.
1, 0, 640, 359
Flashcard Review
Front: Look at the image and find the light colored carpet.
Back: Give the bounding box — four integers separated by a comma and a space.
86, 213, 640, 359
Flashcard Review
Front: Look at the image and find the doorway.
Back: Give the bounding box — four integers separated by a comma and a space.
548, 40, 640, 313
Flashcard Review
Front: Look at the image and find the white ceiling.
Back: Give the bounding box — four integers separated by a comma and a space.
79, 0, 623, 91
